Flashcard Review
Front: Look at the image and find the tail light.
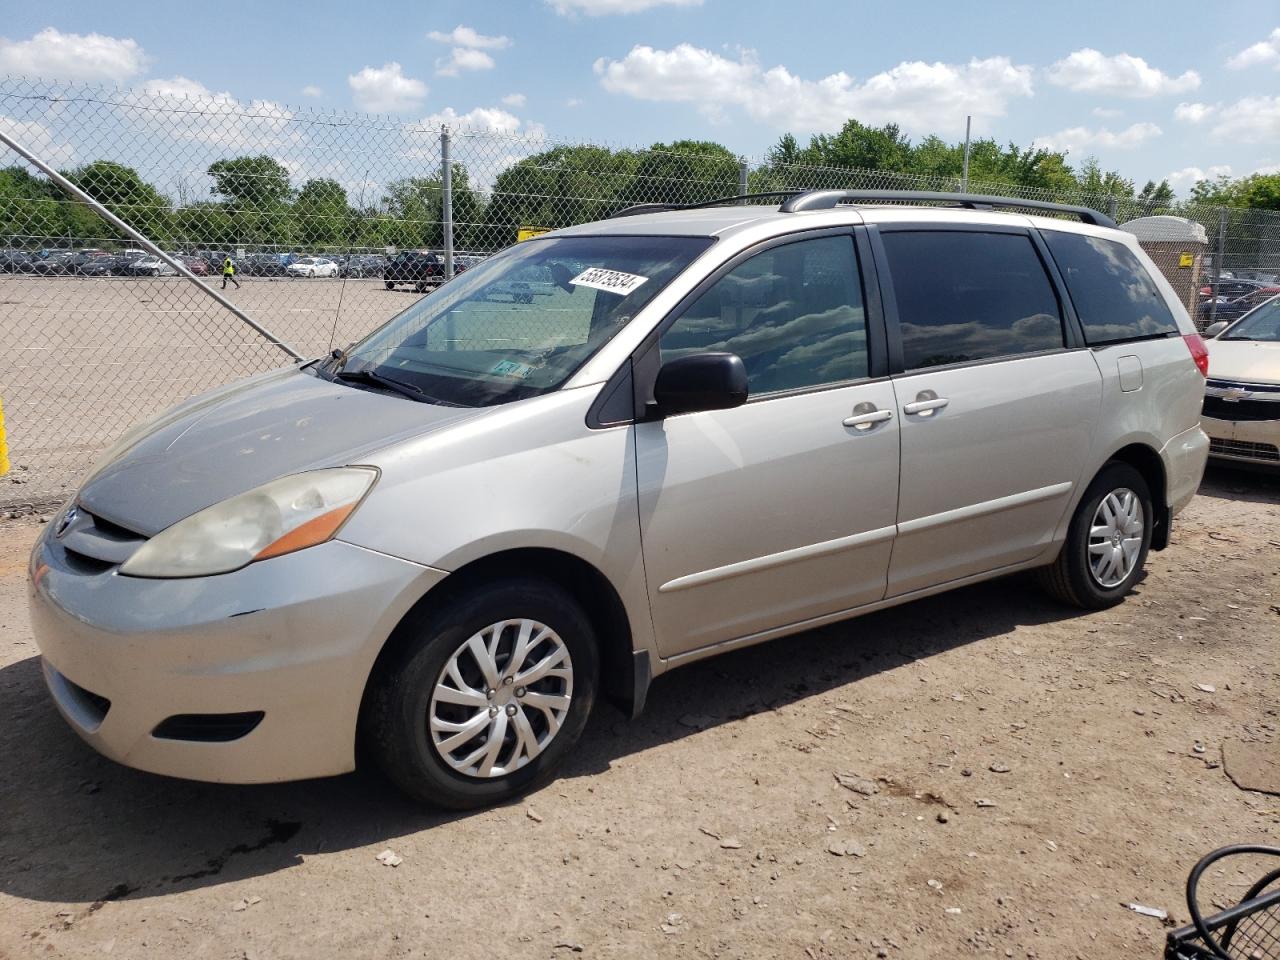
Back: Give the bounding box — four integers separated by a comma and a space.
1183, 333, 1210, 377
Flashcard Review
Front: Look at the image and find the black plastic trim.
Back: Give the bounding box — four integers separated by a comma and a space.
152, 711, 265, 743
778, 189, 1118, 228
586, 358, 635, 429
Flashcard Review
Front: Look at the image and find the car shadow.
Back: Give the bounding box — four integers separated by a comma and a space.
1195, 463, 1280, 505
0, 573, 1092, 906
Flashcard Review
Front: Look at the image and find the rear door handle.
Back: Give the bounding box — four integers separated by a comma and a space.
843, 409, 893, 428
903, 390, 949, 416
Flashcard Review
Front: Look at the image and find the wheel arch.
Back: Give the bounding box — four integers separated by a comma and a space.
360, 547, 646, 727
1103, 442, 1171, 550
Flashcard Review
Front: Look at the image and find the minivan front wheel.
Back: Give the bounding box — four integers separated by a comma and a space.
1038, 462, 1153, 609
364, 578, 599, 808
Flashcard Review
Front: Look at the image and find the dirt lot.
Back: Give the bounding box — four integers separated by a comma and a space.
1, 276, 423, 507
0, 466, 1277, 960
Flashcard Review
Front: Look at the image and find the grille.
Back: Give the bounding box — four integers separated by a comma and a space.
151, 712, 265, 743
59, 506, 148, 568
1209, 438, 1280, 462
1202, 395, 1280, 422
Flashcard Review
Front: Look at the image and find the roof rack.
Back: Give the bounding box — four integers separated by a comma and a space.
777, 190, 1118, 227
607, 189, 1117, 229
609, 191, 802, 218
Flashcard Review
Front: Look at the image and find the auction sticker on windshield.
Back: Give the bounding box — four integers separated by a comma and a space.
570, 267, 648, 296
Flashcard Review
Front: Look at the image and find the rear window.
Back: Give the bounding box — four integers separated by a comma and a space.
880, 230, 1065, 370
1041, 231, 1179, 345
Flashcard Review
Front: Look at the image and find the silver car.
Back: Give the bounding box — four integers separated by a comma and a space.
28, 191, 1210, 808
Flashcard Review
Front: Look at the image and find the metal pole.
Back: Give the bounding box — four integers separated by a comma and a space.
738, 158, 749, 201
961, 116, 971, 193
0, 126, 303, 361
1107, 196, 1119, 223
1210, 207, 1228, 328
441, 125, 454, 281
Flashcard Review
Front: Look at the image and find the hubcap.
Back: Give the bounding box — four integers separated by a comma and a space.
1087, 487, 1144, 588
428, 619, 573, 779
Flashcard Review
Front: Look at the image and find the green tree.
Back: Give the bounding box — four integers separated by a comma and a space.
615, 140, 740, 210
64, 160, 171, 242
293, 178, 351, 249
1137, 179, 1175, 208
207, 155, 293, 207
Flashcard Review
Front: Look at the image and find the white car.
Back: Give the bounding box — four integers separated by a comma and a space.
1201, 295, 1280, 469
127, 255, 177, 277
286, 257, 339, 278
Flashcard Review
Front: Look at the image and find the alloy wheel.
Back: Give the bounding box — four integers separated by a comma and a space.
428, 619, 573, 778
1087, 487, 1144, 588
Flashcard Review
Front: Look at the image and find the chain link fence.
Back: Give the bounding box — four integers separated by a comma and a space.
2, 75, 1279, 508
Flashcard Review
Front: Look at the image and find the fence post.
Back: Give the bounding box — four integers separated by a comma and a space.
1107, 195, 1119, 223
1210, 207, 1228, 328
441, 125, 454, 281
738, 158, 749, 201
0, 126, 303, 362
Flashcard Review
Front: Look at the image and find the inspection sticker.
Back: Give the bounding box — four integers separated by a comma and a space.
569, 267, 648, 296
491, 359, 535, 379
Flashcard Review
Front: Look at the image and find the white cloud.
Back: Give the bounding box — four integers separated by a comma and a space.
1226, 27, 1280, 70
419, 106, 546, 140
501, 93, 526, 107
0, 27, 147, 83
301, 84, 323, 98
1091, 106, 1123, 118
1032, 122, 1163, 154
1254, 163, 1280, 175
347, 62, 428, 113
548, 0, 701, 14
593, 44, 1033, 134
1046, 48, 1200, 97
436, 48, 496, 77
1207, 96, 1280, 144
1174, 101, 1213, 123
566, 97, 583, 108
1165, 165, 1232, 190
426, 25, 511, 50
0, 115, 73, 166
131, 77, 303, 152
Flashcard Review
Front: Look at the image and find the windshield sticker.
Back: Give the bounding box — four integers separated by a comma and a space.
491, 359, 535, 379
569, 267, 649, 296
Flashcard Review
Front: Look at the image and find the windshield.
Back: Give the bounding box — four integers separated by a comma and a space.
1222, 297, 1280, 342
334, 234, 714, 406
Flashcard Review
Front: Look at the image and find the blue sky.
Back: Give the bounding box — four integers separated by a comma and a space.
3, 0, 1280, 196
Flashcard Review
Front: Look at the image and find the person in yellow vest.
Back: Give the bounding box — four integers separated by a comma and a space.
221, 255, 240, 290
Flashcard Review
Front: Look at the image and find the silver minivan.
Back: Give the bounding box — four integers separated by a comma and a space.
28, 191, 1210, 808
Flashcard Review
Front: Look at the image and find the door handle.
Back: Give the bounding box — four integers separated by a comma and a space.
843, 402, 893, 430
903, 390, 949, 416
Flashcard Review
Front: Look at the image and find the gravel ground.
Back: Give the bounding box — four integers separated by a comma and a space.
0, 465, 1277, 960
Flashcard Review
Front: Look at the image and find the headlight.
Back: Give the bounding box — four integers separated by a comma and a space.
120, 467, 377, 579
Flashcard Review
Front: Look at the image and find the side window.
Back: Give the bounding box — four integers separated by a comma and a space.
659, 235, 868, 395
1041, 231, 1179, 345
880, 231, 1065, 370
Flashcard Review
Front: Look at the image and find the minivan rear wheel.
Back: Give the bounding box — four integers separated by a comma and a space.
1038, 461, 1153, 609
364, 578, 599, 809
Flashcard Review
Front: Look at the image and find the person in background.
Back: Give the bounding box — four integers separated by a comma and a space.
221, 255, 240, 290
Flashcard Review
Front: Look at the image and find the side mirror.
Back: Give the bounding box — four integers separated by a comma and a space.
653, 352, 748, 417
1204, 321, 1229, 338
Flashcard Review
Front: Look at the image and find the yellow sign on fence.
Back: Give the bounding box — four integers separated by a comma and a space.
1179, 252, 1194, 268
517, 226, 551, 242
0, 397, 9, 477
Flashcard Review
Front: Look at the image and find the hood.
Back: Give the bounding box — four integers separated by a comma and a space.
1206, 339, 1280, 385
78, 367, 484, 535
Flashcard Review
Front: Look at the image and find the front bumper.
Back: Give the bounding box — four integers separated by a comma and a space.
28, 531, 446, 783
1200, 414, 1280, 468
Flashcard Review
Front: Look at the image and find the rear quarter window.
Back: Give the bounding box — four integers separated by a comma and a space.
1041, 231, 1179, 345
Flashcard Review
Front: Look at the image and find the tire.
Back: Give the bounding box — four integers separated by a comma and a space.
1038, 461, 1153, 609
363, 577, 599, 809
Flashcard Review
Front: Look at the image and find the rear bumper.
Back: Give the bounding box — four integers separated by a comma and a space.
28, 531, 446, 783
1161, 424, 1210, 516
1200, 414, 1280, 469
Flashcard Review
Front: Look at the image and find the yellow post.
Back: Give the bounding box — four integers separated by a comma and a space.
0, 397, 8, 477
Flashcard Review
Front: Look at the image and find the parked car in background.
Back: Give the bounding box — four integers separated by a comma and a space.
1201, 296, 1280, 469
29, 251, 77, 275
287, 256, 339, 278
124, 255, 178, 277
1199, 278, 1266, 301
241, 253, 287, 277
1198, 287, 1280, 327
29, 191, 1210, 809
178, 255, 209, 276
0, 249, 33, 272
334, 254, 388, 278
384, 249, 444, 291
79, 255, 132, 277
111, 252, 148, 276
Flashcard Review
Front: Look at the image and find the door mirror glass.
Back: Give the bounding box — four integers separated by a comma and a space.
653, 352, 748, 416
1204, 320, 1229, 338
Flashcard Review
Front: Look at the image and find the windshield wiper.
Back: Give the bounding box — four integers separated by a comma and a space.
335, 367, 431, 402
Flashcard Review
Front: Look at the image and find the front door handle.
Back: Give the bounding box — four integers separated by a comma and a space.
843, 401, 893, 430
903, 390, 949, 416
